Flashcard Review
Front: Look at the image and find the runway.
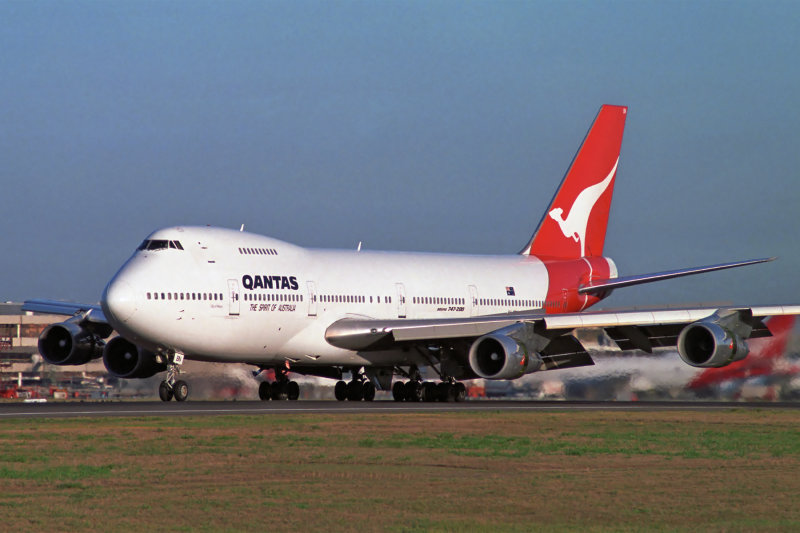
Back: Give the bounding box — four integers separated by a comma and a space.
2, 400, 799, 419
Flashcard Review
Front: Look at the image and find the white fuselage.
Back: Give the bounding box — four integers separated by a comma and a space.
102, 226, 579, 368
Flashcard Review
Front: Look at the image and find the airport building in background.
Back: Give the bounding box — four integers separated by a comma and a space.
0, 302, 108, 398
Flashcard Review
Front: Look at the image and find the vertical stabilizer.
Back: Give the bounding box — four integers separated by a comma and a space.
520, 105, 627, 258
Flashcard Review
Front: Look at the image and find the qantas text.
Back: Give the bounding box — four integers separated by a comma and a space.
242, 275, 299, 291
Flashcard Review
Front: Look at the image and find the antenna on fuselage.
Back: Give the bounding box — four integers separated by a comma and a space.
357, 241, 362, 252
240, 224, 245, 232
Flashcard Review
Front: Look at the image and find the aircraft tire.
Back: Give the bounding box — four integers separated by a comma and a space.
258, 381, 272, 401
271, 382, 288, 401
454, 382, 466, 402
334, 380, 348, 401
158, 381, 173, 402
287, 381, 300, 401
363, 382, 376, 402
406, 381, 422, 402
347, 381, 364, 401
173, 380, 189, 402
422, 382, 437, 402
392, 381, 405, 401
437, 382, 455, 402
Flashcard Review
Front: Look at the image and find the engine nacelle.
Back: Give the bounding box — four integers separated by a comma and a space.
103, 336, 167, 379
677, 321, 749, 368
38, 321, 104, 366
468, 326, 543, 380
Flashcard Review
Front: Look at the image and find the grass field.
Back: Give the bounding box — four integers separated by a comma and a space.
1, 408, 799, 532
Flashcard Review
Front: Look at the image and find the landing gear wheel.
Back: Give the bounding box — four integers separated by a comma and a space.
159, 381, 173, 402
406, 381, 423, 402
173, 380, 189, 402
271, 382, 288, 401
258, 381, 272, 401
347, 381, 364, 401
392, 381, 406, 402
334, 380, 348, 401
423, 381, 437, 402
437, 382, 455, 402
362, 382, 376, 402
287, 381, 300, 401
454, 382, 466, 402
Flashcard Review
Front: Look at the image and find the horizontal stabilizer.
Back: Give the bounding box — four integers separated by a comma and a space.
578, 257, 776, 295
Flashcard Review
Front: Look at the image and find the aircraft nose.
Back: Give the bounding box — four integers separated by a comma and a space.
102, 279, 138, 324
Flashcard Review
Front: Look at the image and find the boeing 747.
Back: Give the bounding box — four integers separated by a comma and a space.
24, 105, 800, 401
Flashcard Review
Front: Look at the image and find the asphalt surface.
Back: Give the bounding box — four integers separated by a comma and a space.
1, 400, 799, 419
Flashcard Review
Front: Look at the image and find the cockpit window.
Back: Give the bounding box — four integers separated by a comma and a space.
147, 240, 169, 250
137, 239, 183, 251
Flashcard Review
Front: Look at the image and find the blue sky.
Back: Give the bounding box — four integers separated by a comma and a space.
1, 0, 798, 307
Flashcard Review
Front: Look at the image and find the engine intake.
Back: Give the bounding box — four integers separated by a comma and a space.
468, 325, 543, 380
38, 321, 104, 366
677, 321, 749, 368
103, 336, 167, 379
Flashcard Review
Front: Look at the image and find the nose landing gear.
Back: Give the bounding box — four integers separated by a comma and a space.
158, 352, 189, 402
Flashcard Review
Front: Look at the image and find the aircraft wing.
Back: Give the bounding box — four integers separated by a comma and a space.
326, 305, 800, 371
22, 299, 108, 325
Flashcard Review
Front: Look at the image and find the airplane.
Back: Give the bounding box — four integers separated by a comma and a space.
23, 104, 800, 402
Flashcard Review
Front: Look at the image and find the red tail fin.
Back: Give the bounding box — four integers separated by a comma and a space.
520, 105, 627, 258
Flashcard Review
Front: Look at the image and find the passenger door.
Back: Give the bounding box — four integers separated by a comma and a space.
395, 283, 407, 319
307, 281, 317, 317
227, 279, 240, 316
468, 285, 479, 316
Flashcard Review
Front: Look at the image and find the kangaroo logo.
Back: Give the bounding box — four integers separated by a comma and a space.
548, 158, 618, 256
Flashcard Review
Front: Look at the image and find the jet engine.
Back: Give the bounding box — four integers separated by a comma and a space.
103, 336, 167, 379
38, 320, 104, 366
468, 325, 544, 380
677, 321, 749, 368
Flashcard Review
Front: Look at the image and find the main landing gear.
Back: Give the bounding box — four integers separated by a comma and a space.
256, 366, 300, 401
391, 363, 466, 402
159, 353, 190, 402
333, 370, 376, 402
392, 379, 466, 402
